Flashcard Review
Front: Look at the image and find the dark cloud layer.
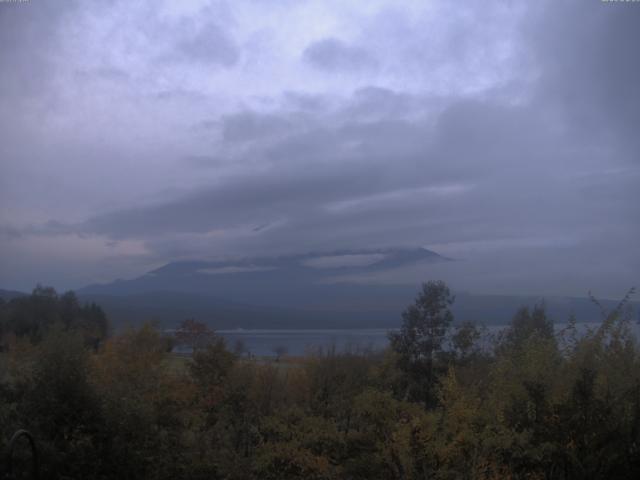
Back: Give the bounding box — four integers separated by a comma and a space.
0, 0, 638, 296
303, 38, 378, 72
172, 20, 239, 67
531, 1, 640, 154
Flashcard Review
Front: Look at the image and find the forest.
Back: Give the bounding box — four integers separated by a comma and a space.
1, 281, 639, 479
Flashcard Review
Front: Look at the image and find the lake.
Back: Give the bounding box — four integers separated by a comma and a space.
215, 328, 392, 357
210, 321, 640, 357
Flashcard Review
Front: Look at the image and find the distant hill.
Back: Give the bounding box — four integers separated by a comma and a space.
77, 291, 400, 330
71, 247, 638, 330
79, 247, 445, 312
0, 289, 27, 301
74, 290, 636, 331
80, 246, 446, 300
77, 247, 443, 328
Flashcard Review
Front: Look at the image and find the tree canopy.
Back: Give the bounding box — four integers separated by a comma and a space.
1, 282, 639, 479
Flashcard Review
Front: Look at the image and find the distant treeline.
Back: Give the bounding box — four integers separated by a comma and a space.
0, 285, 109, 348
1, 282, 639, 479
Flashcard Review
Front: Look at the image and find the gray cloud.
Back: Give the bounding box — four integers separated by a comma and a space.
45, 88, 637, 262
220, 111, 293, 143
0, 1, 74, 98
0, 0, 638, 297
530, 0, 640, 155
173, 21, 239, 67
303, 38, 378, 72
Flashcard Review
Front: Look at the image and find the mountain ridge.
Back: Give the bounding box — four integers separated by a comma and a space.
4, 247, 636, 330
79, 246, 448, 296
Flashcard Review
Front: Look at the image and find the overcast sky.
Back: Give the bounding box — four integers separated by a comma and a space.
1, 0, 638, 297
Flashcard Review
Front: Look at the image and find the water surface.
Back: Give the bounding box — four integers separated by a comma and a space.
212, 321, 640, 357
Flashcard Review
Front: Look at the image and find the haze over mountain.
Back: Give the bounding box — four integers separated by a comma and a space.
77, 247, 441, 327
80, 246, 445, 299
72, 247, 635, 330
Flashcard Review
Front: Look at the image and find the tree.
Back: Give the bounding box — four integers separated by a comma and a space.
190, 338, 236, 392
272, 345, 288, 362
233, 338, 248, 357
388, 280, 454, 406
501, 303, 554, 353
175, 318, 216, 353
451, 321, 482, 363
0, 286, 109, 347
92, 323, 188, 479
24, 327, 104, 478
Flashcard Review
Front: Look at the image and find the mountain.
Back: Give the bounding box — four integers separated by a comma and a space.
76, 247, 444, 328
79, 247, 446, 308
76, 290, 637, 331
0, 289, 27, 301
74, 247, 637, 330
